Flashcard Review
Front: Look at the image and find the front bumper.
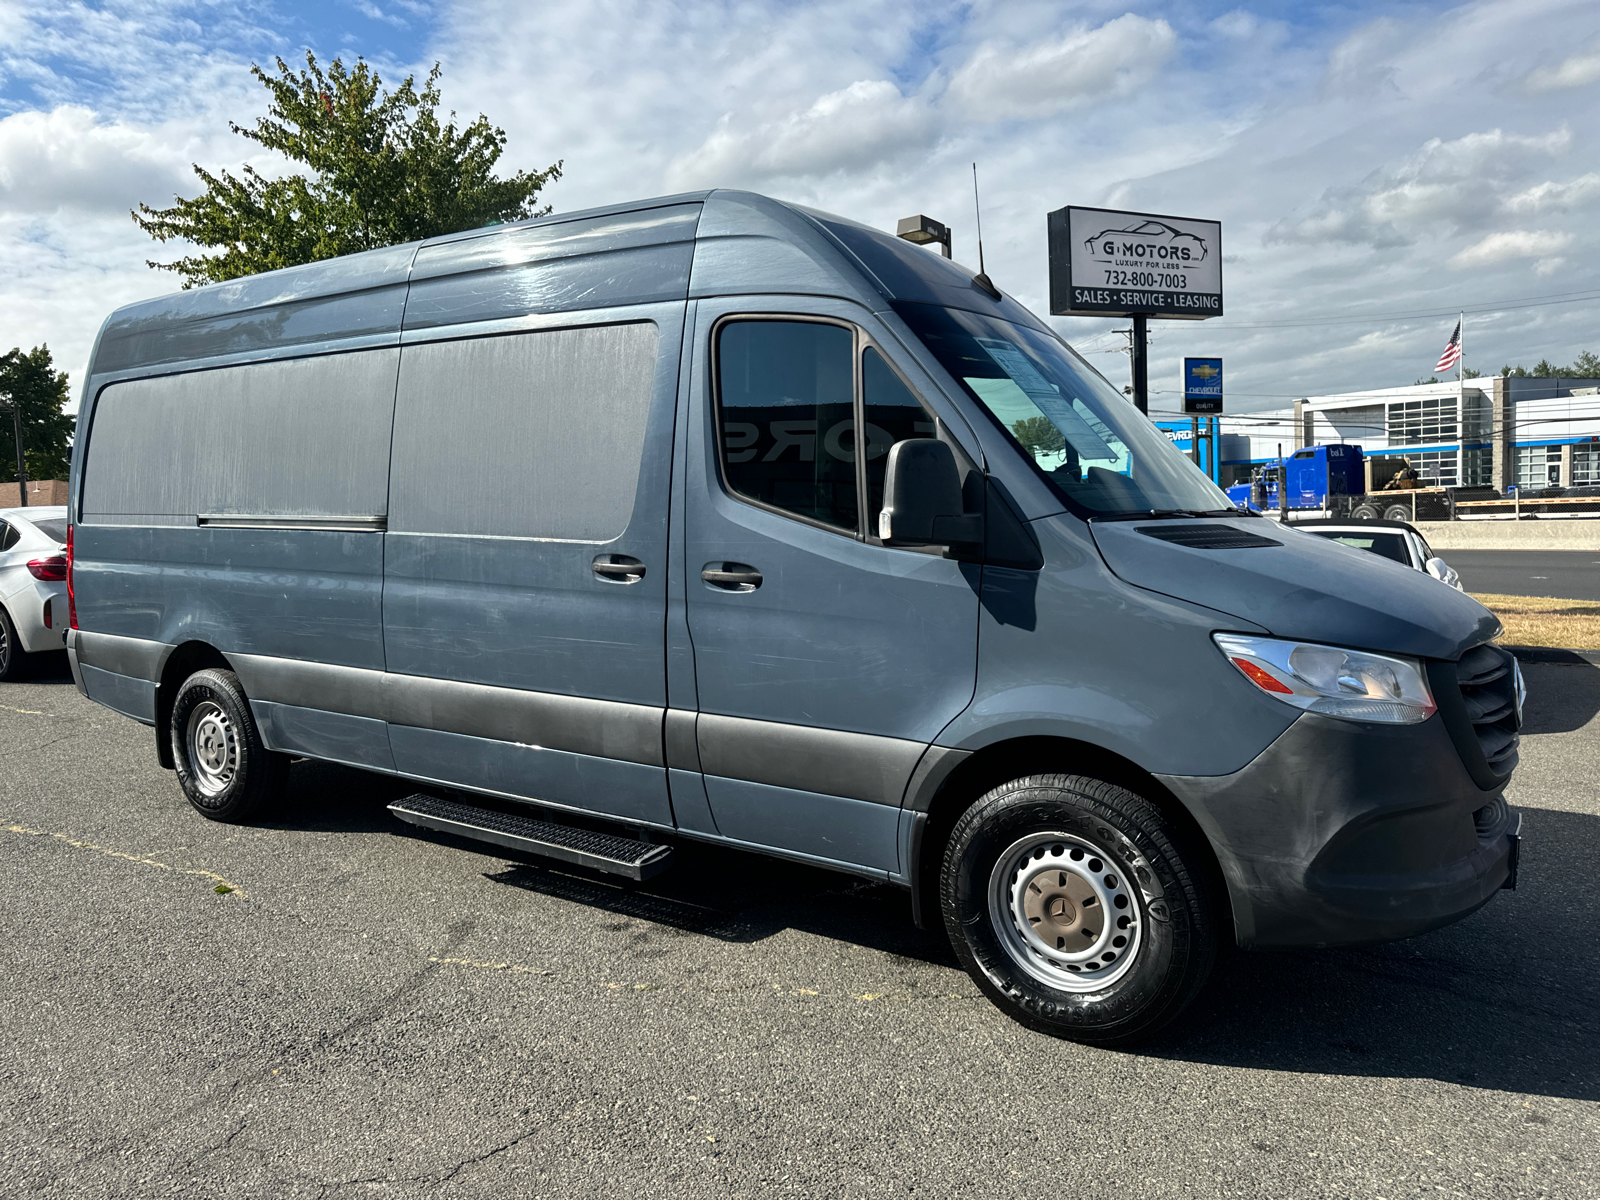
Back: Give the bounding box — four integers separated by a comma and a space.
1158, 711, 1519, 949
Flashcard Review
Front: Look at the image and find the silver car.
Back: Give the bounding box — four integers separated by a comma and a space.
0, 505, 69, 679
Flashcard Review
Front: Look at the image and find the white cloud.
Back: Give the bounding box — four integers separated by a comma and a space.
1526, 45, 1600, 92
1322, 17, 1403, 97
1267, 127, 1574, 248
1449, 229, 1573, 269
666, 13, 1177, 192
1210, 10, 1259, 41
945, 15, 1175, 121
353, 2, 412, 30
4, 0, 1600, 407
1502, 172, 1600, 213
0, 105, 193, 214
666, 80, 934, 191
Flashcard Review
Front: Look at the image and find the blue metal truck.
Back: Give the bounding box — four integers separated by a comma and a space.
1227, 444, 1456, 521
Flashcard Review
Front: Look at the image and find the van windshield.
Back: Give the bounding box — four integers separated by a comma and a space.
892, 302, 1236, 518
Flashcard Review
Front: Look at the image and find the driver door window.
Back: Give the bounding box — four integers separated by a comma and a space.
714, 318, 939, 538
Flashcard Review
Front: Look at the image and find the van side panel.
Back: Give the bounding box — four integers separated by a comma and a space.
88, 243, 413, 376
81, 351, 397, 522
382, 309, 685, 826
386, 324, 658, 545
403, 204, 700, 330
72, 349, 400, 731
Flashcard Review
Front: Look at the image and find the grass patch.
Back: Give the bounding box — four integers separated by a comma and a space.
1471, 593, 1600, 650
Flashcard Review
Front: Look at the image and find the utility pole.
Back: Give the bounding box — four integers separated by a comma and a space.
0, 402, 25, 508
1130, 314, 1149, 415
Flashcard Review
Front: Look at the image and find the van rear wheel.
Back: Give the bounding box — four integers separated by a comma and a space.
170, 668, 287, 822
940, 774, 1217, 1046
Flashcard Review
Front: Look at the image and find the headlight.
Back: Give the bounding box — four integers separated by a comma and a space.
1214, 634, 1437, 725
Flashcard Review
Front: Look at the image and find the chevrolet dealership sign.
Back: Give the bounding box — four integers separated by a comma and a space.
1048, 206, 1223, 320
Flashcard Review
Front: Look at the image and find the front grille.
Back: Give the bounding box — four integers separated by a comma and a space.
1137, 524, 1281, 549
1456, 644, 1520, 777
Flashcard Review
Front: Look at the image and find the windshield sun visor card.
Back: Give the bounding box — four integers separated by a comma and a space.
975, 337, 1118, 461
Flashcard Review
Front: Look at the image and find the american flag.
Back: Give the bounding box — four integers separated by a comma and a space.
1435, 321, 1462, 373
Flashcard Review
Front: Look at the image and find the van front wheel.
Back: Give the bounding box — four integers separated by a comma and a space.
170, 668, 288, 823
940, 774, 1216, 1046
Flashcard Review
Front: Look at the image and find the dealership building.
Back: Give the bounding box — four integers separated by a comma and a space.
1186, 376, 1600, 493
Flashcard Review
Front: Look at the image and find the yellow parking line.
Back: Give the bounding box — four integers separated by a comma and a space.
1, 822, 244, 895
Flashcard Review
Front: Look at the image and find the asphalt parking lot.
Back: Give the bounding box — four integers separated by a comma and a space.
2, 655, 1597, 1199
1447, 551, 1600, 602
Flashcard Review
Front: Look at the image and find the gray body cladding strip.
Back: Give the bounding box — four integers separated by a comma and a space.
75, 635, 930, 803
231, 654, 666, 768
696, 713, 924, 807
72, 630, 166, 682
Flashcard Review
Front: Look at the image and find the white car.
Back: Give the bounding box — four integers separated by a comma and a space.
1295, 518, 1464, 590
0, 505, 70, 680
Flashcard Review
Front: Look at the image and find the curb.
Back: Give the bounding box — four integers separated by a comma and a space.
1504, 645, 1600, 665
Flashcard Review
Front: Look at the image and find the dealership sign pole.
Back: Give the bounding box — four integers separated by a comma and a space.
1047, 206, 1223, 416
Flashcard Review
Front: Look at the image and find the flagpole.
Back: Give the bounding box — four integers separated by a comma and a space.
1458, 311, 1465, 485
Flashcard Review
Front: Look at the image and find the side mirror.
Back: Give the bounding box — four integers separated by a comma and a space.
878, 439, 981, 546
1425, 556, 1462, 589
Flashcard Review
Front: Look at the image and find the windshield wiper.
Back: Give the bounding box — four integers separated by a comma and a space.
1092, 507, 1258, 522
1092, 509, 1207, 522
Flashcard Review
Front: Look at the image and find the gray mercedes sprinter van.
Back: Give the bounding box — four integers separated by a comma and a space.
66, 190, 1522, 1044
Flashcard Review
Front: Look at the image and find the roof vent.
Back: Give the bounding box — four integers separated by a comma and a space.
1138, 524, 1281, 549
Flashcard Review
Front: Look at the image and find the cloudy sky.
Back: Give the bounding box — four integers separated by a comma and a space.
2, 0, 1599, 414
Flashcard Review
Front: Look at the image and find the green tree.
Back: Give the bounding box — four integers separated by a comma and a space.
133, 53, 562, 287
1012, 415, 1066, 459
1500, 351, 1599, 378
0, 346, 74, 484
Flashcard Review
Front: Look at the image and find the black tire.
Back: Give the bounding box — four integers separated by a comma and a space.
169, 668, 288, 822
0, 606, 28, 681
1382, 503, 1413, 522
940, 774, 1217, 1046
1350, 504, 1380, 520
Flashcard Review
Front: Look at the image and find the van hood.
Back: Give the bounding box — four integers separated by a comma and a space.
1086, 517, 1499, 662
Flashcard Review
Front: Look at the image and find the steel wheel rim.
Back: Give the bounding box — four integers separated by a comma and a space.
988, 832, 1143, 993
186, 700, 238, 798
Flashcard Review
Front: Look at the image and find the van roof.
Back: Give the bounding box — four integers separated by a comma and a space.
86, 190, 1037, 383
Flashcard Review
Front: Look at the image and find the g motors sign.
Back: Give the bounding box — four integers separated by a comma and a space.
1048, 206, 1223, 320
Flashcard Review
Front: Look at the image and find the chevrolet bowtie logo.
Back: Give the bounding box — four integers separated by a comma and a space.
1191, 364, 1220, 381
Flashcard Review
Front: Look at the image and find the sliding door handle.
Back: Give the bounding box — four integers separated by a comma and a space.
701, 562, 762, 592
593, 554, 646, 583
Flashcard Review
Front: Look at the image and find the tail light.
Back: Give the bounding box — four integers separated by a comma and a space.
66, 524, 77, 629
27, 555, 67, 581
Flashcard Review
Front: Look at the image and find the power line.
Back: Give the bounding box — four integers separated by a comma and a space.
1197, 288, 1600, 331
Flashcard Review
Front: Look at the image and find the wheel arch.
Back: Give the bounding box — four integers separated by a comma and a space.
154, 641, 234, 769
910, 735, 1235, 945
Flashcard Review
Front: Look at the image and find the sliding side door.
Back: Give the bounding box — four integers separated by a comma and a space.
382, 310, 683, 827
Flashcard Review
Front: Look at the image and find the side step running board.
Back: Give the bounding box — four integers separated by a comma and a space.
388, 794, 673, 881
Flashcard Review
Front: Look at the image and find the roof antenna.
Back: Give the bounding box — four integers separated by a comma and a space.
970, 162, 1001, 300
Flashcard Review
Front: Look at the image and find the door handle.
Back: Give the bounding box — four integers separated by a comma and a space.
701, 562, 762, 592
592, 554, 646, 583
